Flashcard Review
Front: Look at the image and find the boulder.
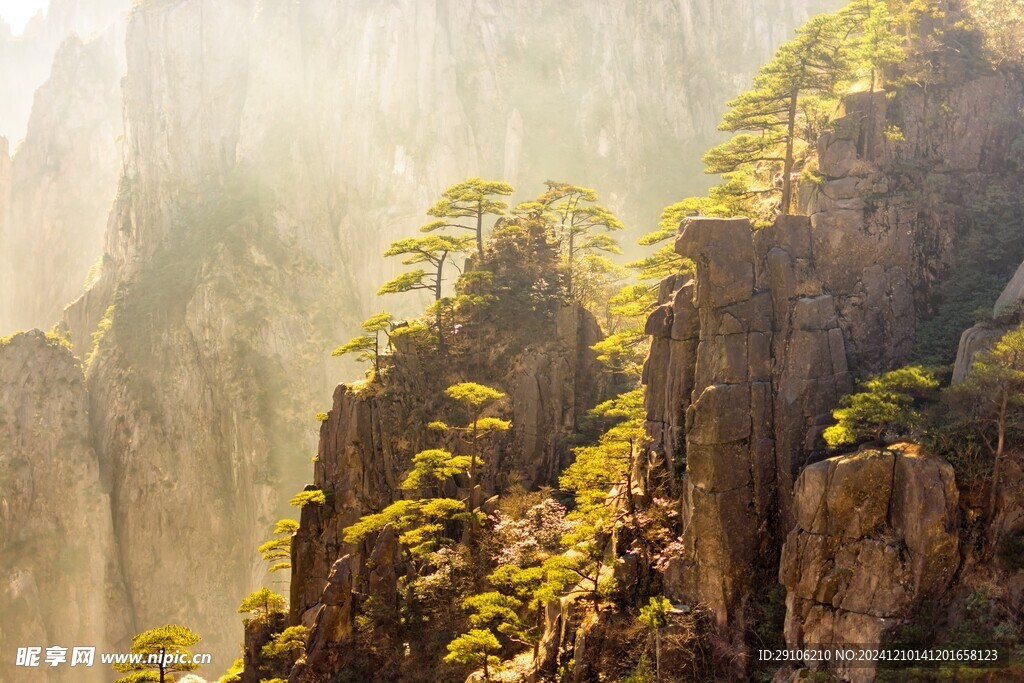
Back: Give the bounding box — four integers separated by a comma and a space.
993, 258, 1024, 317
779, 445, 960, 682
676, 217, 756, 308
952, 323, 1004, 384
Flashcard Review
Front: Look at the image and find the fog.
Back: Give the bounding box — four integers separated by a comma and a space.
0, 0, 845, 678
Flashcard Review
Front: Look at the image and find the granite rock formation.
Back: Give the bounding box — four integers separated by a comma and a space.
0, 331, 131, 683
1, 34, 123, 332
289, 301, 610, 669
648, 216, 853, 671
779, 445, 960, 683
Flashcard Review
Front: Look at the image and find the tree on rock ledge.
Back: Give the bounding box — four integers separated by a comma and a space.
824, 366, 938, 447
950, 324, 1024, 525
238, 586, 287, 620
332, 311, 394, 376
706, 11, 854, 214
431, 382, 510, 481
444, 628, 502, 682
420, 177, 514, 256
379, 235, 473, 303
112, 624, 201, 683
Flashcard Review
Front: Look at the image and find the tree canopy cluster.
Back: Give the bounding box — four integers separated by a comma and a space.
258, 3, 1024, 681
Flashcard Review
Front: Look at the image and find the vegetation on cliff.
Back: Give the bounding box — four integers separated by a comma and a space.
226, 1, 1024, 681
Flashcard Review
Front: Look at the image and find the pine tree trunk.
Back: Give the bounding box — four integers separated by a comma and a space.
988, 392, 1008, 525
866, 68, 877, 161
435, 256, 445, 347
374, 330, 380, 376
567, 229, 575, 299
476, 201, 484, 256
781, 89, 799, 215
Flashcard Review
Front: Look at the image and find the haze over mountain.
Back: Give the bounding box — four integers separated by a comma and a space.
1, 0, 850, 678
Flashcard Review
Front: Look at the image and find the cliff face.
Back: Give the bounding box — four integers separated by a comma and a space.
0, 331, 131, 683
289, 302, 610, 670
0, 34, 123, 332
15, 0, 844, 666
0, 1, 128, 333
0, 0, 128, 145
74, 0, 344, 663
779, 445, 960, 683
646, 216, 853, 668
804, 74, 1024, 371
67, 0, 845, 346
641, 46, 1024, 679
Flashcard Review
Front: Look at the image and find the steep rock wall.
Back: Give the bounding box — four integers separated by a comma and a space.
1, 34, 123, 332
649, 216, 852, 670
5, 0, 841, 667
0, 0, 128, 145
290, 303, 608, 637
78, 0, 342, 664
0, 331, 131, 683
803, 74, 1024, 371
779, 445, 960, 683
644, 60, 1024, 672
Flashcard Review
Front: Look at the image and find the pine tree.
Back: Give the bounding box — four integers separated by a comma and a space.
111, 625, 201, 683
639, 596, 672, 682
260, 625, 309, 663
237, 587, 287, 619
379, 236, 473, 342
258, 519, 299, 574
847, 0, 905, 159
401, 449, 474, 495
524, 181, 624, 300
421, 177, 515, 256
430, 382, 511, 481
379, 236, 473, 303
706, 12, 854, 213
954, 325, 1024, 523
343, 498, 469, 559
823, 366, 938, 447
332, 311, 394, 375
444, 628, 502, 681
545, 389, 650, 606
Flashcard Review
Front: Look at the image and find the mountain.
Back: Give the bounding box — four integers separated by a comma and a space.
0, 0, 129, 332
0, 0, 844, 671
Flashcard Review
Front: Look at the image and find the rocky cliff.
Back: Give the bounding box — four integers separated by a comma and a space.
0, 331, 131, 683
0, 0, 129, 333
778, 445, 960, 683
288, 293, 611, 680
645, 216, 853, 672
0, 0, 128, 145
0, 34, 123, 332
0, 0, 844, 668
219, 5, 1024, 681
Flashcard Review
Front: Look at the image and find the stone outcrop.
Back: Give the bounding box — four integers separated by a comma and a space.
651, 216, 852, 664
952, 253, 1024, 383
241, 611, 287, 683
290, 302, 608, 630
993, 258, 1024, 318
802, 75, 1024, 372
0, 0, 850, 670
952, 323, 1004, 383
0, 0, 128, 145
648, 61, 1024, 678
0, 331, 131, 683
779, 445, 960, 683
673, 217, 777, 652
0, 34, 123, 332
643, 276, 698, 479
